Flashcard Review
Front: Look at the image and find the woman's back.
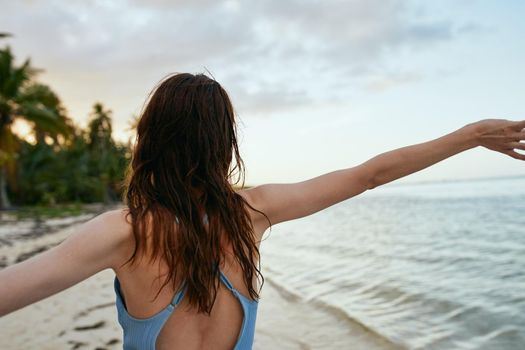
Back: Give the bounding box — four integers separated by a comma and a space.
112, 196, 267, 350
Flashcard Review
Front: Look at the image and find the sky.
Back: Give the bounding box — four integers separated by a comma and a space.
1, 0, 524, 186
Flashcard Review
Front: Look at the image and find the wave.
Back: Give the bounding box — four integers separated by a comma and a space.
262, 265, 525, 350
263, 275, 407, 349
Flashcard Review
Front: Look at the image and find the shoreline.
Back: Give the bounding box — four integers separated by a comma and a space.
0, 210, 402, 349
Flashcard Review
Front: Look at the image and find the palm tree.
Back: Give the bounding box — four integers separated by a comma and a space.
0, 43, 72, 209
87, 103, 120, 204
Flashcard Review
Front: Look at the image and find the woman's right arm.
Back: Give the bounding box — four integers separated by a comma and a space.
243, 119, 525, 228
0, 209, 131, 317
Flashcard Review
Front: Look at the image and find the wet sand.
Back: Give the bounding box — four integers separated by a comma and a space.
0, 210, 401, 349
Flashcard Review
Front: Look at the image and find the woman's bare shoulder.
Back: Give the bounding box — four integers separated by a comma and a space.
236, 189, 271, 240
101, 206, 133, 235
99, 207, 136, 271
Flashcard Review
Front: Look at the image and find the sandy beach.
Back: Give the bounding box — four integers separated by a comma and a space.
0, 209, 401, 350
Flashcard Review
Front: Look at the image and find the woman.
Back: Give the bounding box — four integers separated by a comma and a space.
0, 72, 524, 350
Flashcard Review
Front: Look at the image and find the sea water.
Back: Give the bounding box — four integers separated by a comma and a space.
260, 176, 525, 349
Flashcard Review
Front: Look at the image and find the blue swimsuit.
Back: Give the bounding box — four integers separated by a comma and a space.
114, 213, 259, 349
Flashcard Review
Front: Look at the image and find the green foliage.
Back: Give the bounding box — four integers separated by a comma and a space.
0, 43, 74, 209
0, 42, 131, 208
13, 106, 130, 206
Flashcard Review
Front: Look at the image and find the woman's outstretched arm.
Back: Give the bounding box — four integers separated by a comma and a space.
0, 208, 132, 317
244, 119, 525, 228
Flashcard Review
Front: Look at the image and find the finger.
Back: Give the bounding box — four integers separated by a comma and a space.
508, 142, 525, 151
505, 150, 525, 161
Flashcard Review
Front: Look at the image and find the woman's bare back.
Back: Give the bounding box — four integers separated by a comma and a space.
113, 194, 266, 349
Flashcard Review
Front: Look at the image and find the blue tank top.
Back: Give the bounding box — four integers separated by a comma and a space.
113, 213, 259, 349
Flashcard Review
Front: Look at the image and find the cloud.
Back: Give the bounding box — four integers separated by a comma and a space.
366, 71, 423, 92
0, 0, 475, 137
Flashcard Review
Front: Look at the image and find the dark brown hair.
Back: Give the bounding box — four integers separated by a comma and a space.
122, 72, 268, 314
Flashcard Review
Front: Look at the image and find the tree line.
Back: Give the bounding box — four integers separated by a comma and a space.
0, 33, 131, 210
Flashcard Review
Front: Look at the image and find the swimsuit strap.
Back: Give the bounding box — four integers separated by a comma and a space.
212, 260, 235, 292
170, 280, 188, 307
218, 270, 236, 292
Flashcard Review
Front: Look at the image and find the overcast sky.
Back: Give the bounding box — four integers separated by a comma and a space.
2, 0, 524, 186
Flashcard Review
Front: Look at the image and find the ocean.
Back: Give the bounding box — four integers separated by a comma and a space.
259, 176, 525, 349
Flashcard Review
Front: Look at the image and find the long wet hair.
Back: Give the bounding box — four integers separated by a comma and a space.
122, 72, 269, 314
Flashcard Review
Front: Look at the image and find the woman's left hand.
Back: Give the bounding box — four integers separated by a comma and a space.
468, 119, 525, 160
